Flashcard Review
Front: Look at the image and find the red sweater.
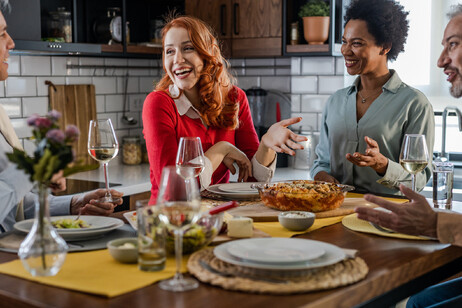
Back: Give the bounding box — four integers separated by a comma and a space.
142, 87, 259, 204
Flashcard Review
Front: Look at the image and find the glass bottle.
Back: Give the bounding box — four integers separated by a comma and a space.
48, 7, 72, 43
290, 22, 299, 45
122, 136, 142, 165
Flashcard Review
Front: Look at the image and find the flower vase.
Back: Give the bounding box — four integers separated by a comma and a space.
18, 183, 68, 276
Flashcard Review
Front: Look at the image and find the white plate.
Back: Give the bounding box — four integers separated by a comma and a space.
206, 183, 260, 200
214, 238, 345, 270
14, 216, 124, 241
123, 210, 137, 230
218, 183, 259, 193
226, 238, 325, 264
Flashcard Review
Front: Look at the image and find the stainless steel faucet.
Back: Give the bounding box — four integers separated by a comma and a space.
441, 106, 462, 159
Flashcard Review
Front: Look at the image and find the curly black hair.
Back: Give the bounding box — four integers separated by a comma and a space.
344, 0, 409, 61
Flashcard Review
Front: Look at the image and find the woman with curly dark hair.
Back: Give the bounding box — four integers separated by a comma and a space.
143, 16, 305, 203
311, 0, 435, 195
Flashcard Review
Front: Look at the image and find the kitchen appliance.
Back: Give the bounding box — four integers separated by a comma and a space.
293, 126, 319, 170
93, 7, 122, 44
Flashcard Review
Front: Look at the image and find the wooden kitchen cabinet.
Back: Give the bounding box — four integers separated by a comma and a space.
186, 0, 282, 58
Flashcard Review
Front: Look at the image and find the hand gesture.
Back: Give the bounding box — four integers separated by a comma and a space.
260, 117, 307, 156
355, 184, 437, 238
49, 170, 66, 193
70, 189, 123, 216
222, 145, 252, 182
346, 136, 388, 175
313, 171, 339, 183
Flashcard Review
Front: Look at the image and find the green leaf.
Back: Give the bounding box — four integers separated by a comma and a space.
63, 163, 99, 178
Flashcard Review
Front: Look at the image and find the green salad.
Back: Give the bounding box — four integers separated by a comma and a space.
52, 218, 90, 229
166, 224, 218, 255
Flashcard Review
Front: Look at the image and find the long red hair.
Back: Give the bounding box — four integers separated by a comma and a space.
155, 16, 239, 130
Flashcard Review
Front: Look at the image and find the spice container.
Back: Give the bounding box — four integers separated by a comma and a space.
122, 136, 142, 165
290, 22, 299, 45
48, 7, 72, 43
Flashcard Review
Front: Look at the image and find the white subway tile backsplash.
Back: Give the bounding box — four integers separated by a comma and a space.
261, 76, 290, 92
5, 77, 37, 97
21, 56, 51, 76
335, 57, 345, 75
129, 94, 146, 112
301, 57, 335, 75
0, 97, 21, 117
291, 94, 301, 112
276, 68, 291, 75
8, 55, 20, 76
150, 59, 161, 67
52, 57, 78, 76
230, 59, 245, 67
291, 57, 301, 75
105, 58, 128, 66
22, 97, 48, 116
79, 57, 104, 76
117, 76, 139, 94
318, 76, 344, 94
37, 76, 65, 96
96, 95, 105, 113
301, 95, 329, 112
117, 111, 140, 129
10, 118, 32, 138
139, 77, 155, 93
291, 76, 317, 94
245, 59, 275, 66
65, 76, 92, 85
128, 59, 151, 76
93, 77, 117, 94
291, 112, 318, 131
105, 94, 124, 112
129, 128, 143, 137
236, 76, 260, 90
97, 112, 119, 129
276, 58, 291, 65
246, 68, 275, 76
0, 81, 4, 97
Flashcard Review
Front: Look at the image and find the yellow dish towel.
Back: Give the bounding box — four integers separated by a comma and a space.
342, 213, 432, 241
254, 216, 343, 238
0, 251, 189, 298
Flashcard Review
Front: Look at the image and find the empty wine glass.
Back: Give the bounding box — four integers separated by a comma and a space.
399, 134, 429, 191
157, 166, 201, 292
88, 119, 120, 203
175, 137, 205, 179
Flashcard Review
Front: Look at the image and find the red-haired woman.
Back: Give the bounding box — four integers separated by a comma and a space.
143, 16, 306, 203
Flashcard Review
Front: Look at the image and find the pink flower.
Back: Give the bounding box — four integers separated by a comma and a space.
46, 129, 65, 143
65, 125, 80, 141
27, 114, 40, 126
35, 117, 52, 129
47, 110, 62, 122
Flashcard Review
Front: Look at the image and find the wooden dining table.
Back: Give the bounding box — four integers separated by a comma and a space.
0, 219, 462, 308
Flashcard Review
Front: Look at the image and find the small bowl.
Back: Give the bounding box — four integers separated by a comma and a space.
107, 237, 138, 263
278, 211, 315, 231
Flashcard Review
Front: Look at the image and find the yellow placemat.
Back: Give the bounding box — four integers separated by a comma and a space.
342, 213, 432, 241
346, 192, 409, 203
0, 250, 188, 298
254, 216, 344, 238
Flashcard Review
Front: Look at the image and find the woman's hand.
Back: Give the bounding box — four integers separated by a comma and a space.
222, 146, 252, 182
313, 171, 339, 183
260, 117, 307, 156
70, 189, 123, 216
346, 136, 388, 175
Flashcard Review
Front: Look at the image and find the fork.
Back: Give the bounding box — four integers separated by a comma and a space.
370, 222, 395, 234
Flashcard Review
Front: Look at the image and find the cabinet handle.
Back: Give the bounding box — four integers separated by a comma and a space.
233, 3, 239, 35
220, 4, 226, 36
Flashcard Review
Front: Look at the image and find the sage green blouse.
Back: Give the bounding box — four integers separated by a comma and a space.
310, 70, 435, 195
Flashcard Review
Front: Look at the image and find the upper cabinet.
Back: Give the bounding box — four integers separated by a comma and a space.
186, 0, 282, 58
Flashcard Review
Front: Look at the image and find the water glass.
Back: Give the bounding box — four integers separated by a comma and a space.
433, 162, 454, 210
137, 200, 166, 272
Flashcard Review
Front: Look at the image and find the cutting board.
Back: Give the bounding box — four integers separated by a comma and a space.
226, 198, 378, 222
48, 84, 98, 166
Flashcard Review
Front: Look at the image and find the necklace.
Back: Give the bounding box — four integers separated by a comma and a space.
358, 88, 383, 103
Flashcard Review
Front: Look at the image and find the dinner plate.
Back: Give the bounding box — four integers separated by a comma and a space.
214, 238, 345, 270
226, 238, 325, 264
14, 216, 124, 241
218, 183, 259, 193
206, 183, 261, 200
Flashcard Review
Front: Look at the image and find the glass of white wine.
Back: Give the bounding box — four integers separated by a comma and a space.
157, 166, 201, 292
88, 119, 120, 203
399, 134, 429, 191
175, 137, 205, 180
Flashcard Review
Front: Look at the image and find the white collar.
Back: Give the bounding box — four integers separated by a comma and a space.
169, 84, 201, 118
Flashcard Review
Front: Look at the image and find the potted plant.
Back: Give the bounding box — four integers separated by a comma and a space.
298, 0, 330, 45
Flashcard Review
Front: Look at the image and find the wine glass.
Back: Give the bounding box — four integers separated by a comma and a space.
399, 134, 429, 191
157, 166, 201, 292
88, 119, 120, 203
175, 137, 205, 179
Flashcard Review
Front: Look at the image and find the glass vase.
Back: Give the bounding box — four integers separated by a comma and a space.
18, 183, 68, 276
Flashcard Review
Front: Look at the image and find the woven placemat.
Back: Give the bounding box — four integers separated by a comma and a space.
187, 248, 368, 294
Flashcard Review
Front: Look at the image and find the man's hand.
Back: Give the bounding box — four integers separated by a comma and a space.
355, 184, 438, 238
49, 170, 66, 194
313, 171, 339, 183
70, 189, 123, 216
346, 136, 389, 175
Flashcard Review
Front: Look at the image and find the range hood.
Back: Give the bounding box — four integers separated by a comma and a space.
11, 40, 101, 56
